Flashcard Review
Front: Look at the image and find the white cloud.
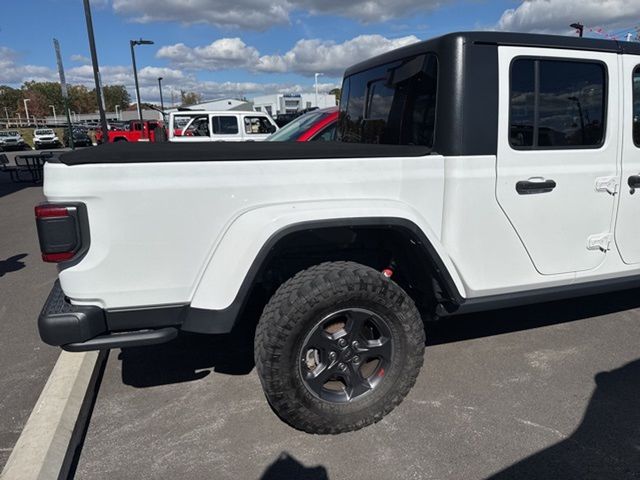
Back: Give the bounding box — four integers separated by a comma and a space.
156, 38, 260, 70
112, 0, 290, 30
159, 34, 420, 77
496, 0, 640, 35
0, 47, 56, 84
71, 54, 91, 63
111, 0, 446, 30
257, 34, 420, 76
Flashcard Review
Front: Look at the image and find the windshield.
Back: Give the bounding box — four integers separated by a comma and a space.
267, 110, 331, 141
35, 129, 54, 135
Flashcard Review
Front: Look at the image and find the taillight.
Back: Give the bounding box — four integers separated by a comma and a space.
35, 204, 83, 263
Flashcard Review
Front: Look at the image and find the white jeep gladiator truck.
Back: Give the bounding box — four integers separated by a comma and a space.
36, 32, 640, 434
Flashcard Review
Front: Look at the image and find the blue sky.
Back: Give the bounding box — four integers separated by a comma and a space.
0, 0, 637, 103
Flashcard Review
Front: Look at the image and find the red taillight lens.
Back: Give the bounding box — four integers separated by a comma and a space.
35, 203, 80, 263
35, 205, 69, 219
42, 252, 75, 262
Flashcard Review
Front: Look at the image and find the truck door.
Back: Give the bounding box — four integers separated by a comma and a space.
496, 47, 619, 275
613, 56, 640, 264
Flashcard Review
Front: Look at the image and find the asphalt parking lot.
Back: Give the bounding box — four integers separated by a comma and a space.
74, 292, 640, 476
1, 171, 639, 479
0, 175, 59, 469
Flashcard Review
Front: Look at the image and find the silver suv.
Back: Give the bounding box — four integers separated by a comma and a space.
0, 131, 28, 151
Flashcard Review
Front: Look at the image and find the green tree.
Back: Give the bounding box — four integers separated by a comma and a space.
101, 85, 131, 111
0, 85, 24, 117
329, 87, 341, 103
68, 85, 96, 114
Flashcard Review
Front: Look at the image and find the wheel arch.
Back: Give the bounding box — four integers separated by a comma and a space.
183, 213, 465, 334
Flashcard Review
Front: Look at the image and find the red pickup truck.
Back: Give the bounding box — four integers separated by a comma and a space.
95, 120, 166, 143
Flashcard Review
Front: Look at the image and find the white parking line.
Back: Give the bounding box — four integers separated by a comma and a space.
1, 350, 104, 480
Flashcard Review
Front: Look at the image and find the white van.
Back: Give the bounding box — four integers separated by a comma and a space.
168, 111, 278, 142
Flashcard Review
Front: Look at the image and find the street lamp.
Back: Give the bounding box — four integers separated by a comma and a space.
158, 77, 165, 112
50, 105, 57, 125
570, 23, 584, 37
130, 38, 154, 139
23, 99, 30, 127
314, 73, 323, 108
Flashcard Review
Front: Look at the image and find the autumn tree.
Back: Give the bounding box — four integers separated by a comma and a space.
180, 90, 202, 106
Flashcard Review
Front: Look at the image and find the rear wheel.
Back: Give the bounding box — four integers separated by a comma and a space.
254, 261, 425, 434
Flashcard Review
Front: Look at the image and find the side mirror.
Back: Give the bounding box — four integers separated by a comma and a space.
269, 125, 277, 134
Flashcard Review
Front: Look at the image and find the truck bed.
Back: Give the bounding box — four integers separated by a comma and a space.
56, 142, 431, 165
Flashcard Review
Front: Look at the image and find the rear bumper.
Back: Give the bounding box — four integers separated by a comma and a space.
38, 281, 180, 350
38, 282, 238, 350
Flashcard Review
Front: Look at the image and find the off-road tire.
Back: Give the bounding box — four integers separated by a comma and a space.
254, 261, 425, 434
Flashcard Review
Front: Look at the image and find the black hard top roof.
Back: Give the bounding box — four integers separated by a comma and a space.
344, 31, 640, 77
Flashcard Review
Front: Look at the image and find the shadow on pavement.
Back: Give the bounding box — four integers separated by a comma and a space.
427, 287, 640, 347
0, 253, 27, 277
119, 329, 255, 387
0, 175, 37, 198
487, 358, 640, 480
260, 452, 329, 480
120, 286, 640, 389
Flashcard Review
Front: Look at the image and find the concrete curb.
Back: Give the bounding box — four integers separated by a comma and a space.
0, 350, 107, 480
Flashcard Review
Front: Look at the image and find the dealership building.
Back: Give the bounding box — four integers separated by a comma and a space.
252, 93, 337, 117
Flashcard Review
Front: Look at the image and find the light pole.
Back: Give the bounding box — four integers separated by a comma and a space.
158, 77, 165, 112
4, 107, 9, 126
50, 105, 57, 125
82, 0, 109, 142
130, 38, 154, 139
314, 72, 323, 108
570, 22, 584, 37
115, 104, 120, 120
23, 99, 30, 126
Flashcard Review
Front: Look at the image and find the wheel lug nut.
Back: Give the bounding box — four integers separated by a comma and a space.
352, 341, 359, 349
352, 356, 360, 363
338, 362, 346, 371
337, 338, 347, 347
329, 351, 336, 360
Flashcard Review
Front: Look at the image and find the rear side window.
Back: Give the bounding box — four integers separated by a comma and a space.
338, 53, 438, 147
633, 67, 640, 147
244, 116, 273, 134
510, 58, 606, 149
213, 116, 239, 135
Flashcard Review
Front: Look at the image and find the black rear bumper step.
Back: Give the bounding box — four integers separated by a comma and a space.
62, 327, 178, 352
39, 281, 180, 350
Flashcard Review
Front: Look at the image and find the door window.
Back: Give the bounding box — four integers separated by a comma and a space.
213, 116, 239, 135
510, 58, 606, 149
244, 116, 274, 134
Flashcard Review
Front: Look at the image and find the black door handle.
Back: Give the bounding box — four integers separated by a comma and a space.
628, 175, 640, 189
516, 179, 557, 195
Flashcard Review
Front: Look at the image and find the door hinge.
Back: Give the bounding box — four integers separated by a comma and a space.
587, 232, 613, 252
595, 176, 619, 195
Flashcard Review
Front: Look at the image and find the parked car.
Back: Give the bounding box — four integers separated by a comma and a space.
36, 31, 640, 435
33, 128, 61, 149
94, 120, 166, 143
267, 107, 337, 142
63, 128, 93, 148
168, 111, 278, 142
0, 130, 29, 151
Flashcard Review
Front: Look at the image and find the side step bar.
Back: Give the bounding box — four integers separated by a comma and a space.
63, 327, 178, 352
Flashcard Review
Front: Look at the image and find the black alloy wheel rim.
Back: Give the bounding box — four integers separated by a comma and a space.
299, 308, 394, 403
